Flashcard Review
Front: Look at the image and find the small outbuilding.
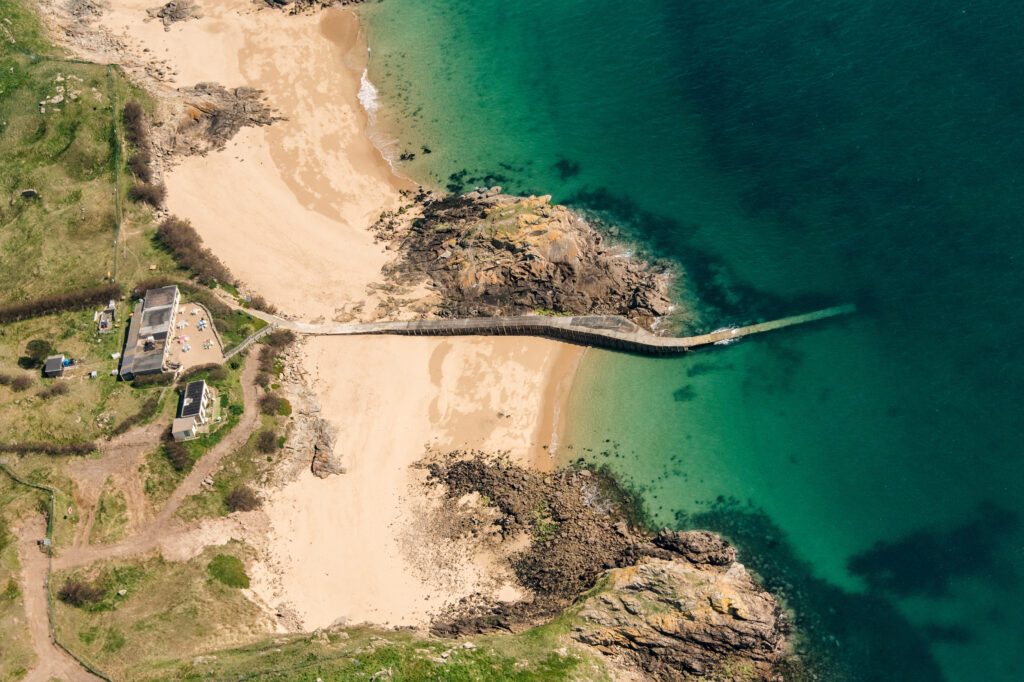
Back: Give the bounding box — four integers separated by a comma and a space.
43, 355, 65, 378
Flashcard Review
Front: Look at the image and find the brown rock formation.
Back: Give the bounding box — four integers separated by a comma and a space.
423, 454, 792, 680
377, 188, 674, 329
165, 83, 281, 156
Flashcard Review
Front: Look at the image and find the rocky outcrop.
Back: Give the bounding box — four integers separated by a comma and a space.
423, 454, 792, 680
376, 188, 674, 330
575, 558, 786, 681
148, 1, 202, 30
310, 418, 344, 478
165, 83, 281, 156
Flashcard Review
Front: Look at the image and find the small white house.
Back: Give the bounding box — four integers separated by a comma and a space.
171, 380, 212, 442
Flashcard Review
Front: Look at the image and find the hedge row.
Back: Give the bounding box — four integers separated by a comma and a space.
155, 216, 235, 287
0, 442, 96, 456
0, 284, 121, 324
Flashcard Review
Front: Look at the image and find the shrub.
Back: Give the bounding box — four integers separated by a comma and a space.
130, 372, 174, 388
37, 382, 70, 400
0, 284, 121, 324
128, 150, 152, 182
177, 363, 227, 383
256, 430, 277, 454
257, 346, 276, 374
155, 216, 234, 286
164, 437, 191, 472
0, 373, 14, 386
129, 182, 166, 208
247, 295, 276, 314
207, 554, 249, 588
264, 329, 295, 349
11, 376, 33, 392
258, 393, 283, 416
226, 484, 261, 512
122, 101, 148, 147
254, 371, 270, 388
57, 578, 105, 607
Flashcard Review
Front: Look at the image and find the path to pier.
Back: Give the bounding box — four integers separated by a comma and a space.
249, 303, 856, 355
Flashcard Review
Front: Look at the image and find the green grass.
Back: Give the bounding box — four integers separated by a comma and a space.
207, 554, 249, 588
88, 482, 128, 544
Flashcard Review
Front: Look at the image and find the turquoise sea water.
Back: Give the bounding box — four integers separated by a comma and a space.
363, 2, 1024, 679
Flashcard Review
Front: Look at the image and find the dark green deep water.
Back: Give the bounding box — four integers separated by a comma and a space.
363, 2, 1024, 679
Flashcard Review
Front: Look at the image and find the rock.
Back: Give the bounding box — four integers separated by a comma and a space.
653, 529, 738, 566
148, 1, 202, 30
374, 191, 674, 330
310, 418, 344, 478
166, 83, 281, 157
573, 558, 787, 681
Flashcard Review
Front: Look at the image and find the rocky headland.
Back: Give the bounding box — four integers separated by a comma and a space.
374, 187, 675, 329
423, 454, 793, 680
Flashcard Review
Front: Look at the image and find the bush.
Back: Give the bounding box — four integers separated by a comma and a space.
0, 284, 121, 324
155, 216, 234, 286
258, 393, 284, 416
130, 372, 174, 388
226, 484, 261, 512
57, 578, 105, 607
254, 371, 270, 388
110, 395, 161, 437
122, 101, 148, 147
257, 346, 275, 374
37, 382, 70, 400
256, 430, 277, 454
207, 554, 249, 588
128, 150, 152, 182
0, 373, 14, 386
129, 182, 166, 208
11, 376, 33, 392
163, 437, 191, 473
247, 295, 276, 314
177, 363, 227, 383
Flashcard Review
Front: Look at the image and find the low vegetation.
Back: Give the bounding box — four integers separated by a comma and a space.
36, 381, 70, 400
109, 394, 161, 437
225, 484, 260, 512
0, 284, 122, 324
207, 554, 249, 588
155, 216, 234, 286
128, 181, 166, 208
0, 442, 97, 456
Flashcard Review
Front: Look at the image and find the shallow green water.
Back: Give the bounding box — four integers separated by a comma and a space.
364, 1, 1024, 679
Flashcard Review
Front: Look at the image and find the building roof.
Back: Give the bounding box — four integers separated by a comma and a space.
43, 355, 64, 373
179, 380, 207, 418
172, 416, 198, 435
143, 285, 179, 309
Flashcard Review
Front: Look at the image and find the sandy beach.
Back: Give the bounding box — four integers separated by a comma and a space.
250, 336, 582, 629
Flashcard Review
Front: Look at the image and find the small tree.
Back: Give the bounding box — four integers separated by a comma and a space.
24, 339, 55, 367
256, 429, 277, 454
226, 485, 260, 512
258, 393, 282, 416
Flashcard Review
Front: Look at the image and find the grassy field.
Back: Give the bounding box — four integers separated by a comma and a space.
52, 538, 611, 681
51, 542, 270, 679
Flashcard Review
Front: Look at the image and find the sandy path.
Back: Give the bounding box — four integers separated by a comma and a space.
14, 516, 100, 682
54, 357, 261, 571
249, 336, 582, 629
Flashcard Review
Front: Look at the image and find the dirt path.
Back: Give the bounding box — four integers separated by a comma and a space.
67, 417, 168, 547
54, 358, 261, 571
14, 516, 100, 682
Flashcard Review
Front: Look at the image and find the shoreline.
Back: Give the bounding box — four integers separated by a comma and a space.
32, 0, 601, 631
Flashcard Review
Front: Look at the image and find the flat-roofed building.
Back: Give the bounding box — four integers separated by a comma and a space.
118, 286, 180, 380
171, 380, 212, 442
